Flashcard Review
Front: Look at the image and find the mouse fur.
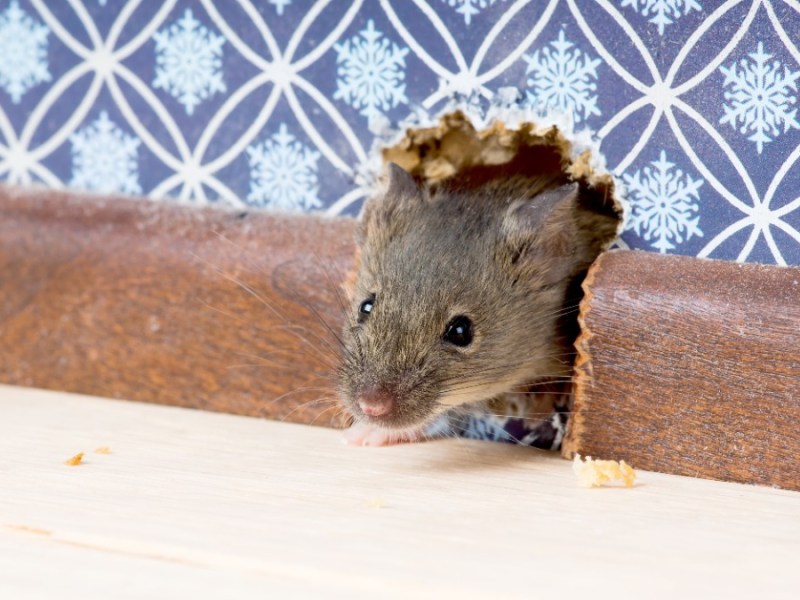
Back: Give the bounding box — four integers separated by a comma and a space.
339, 163, 618, 438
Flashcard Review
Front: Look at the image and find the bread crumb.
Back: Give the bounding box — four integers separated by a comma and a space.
93, 446, 111, 454
573, 454, 636, 488
366, 498, 387, 509
65, 452, 84, 466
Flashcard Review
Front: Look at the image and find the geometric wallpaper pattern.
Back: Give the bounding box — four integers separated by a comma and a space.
1, 0, 799, 265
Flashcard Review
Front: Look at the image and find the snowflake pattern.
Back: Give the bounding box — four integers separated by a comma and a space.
523, 30, 602, 124
0, 2, 798, 271
0, 1, 51, 103
70, 112, 141, 195
719, 43, 800, 155
441, 0, 506, 26
623, 150, 703, 253
246, 124, 321, 211
620, 0, 702, 35
268, 0, 291, 16
153, 9, 226, 116
334, 20, 409, 120
459, 414, 515, 443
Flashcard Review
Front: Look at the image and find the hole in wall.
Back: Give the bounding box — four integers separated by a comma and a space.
373, 110, 626, 447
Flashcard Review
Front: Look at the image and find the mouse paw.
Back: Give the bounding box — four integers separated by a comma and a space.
343, 422, 424, 447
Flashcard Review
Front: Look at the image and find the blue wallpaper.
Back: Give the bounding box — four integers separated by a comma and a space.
1, 0, 799, 265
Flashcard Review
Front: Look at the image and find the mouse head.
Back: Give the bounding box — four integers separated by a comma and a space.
339, 163, 595, 431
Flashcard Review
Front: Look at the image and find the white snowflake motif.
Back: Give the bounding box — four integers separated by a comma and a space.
720, 42, 800, 155
246, 124, 321, 212
268, 0, 291, 15
152, 9, 226, 116
523, 30, 602, 124
334, 20, 409, 120
620, 0, 702, 35
441, 0, 506, 26
623, 150, 703, 253
0, 1, 51, 103
70, 112, 142, 195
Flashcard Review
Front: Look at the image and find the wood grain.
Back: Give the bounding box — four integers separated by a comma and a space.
0, 185, 356, 426
564, 250, 800, 491
1, 384, 799, 599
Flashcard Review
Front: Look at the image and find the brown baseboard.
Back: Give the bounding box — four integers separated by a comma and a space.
0, 185, 356, 426
563, 250, 800, 491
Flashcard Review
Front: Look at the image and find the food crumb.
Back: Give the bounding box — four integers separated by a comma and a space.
573, 454, 636, 488
366, 498, 387, 509
65, 452, 84, 466
93, 446, 111, 454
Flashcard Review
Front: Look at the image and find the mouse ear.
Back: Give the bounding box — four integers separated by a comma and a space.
503, 182, 580, 240
357, 163, 423, 245
386, 162, 421, 201
501, 182, 582, 277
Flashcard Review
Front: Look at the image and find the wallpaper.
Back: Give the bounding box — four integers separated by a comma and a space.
1, 0, 799, 265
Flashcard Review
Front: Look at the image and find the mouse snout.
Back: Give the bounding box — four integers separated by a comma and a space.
357, 388, 395, 417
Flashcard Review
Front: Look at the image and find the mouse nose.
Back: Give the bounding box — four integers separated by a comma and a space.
357, 389, 395, 417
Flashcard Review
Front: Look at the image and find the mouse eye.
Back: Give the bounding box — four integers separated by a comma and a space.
443, 315, 473, 347
358, 295, 375, 322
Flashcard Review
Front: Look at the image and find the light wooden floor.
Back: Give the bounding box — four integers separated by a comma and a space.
1, 385, 798, 599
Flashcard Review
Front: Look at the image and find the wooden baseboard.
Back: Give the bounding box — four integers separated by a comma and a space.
564, 251, 800, 491
0, 185, 356, 426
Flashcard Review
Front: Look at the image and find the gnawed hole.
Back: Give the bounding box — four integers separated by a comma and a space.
377, 110, 624, 450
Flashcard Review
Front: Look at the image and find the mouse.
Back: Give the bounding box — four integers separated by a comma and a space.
338, 162, 618, 446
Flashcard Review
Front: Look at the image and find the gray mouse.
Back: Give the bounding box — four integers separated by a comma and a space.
339, 163, 618, 446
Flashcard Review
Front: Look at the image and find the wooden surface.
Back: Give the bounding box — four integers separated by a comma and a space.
564, 250, 800, 490
1, 385, 798, 599
0, 186, 355, 425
